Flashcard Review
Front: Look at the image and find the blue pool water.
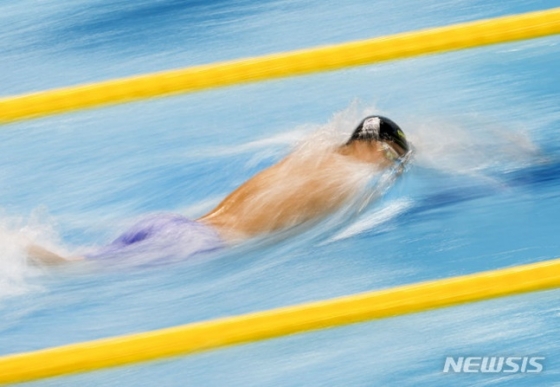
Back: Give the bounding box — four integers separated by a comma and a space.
1, 0, 560, 386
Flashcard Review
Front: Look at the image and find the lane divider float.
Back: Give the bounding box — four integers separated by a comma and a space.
0, 7, 559, 124
1, 257, 560, 384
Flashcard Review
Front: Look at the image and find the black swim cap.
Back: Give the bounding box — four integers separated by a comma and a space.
348, 115, 409, 156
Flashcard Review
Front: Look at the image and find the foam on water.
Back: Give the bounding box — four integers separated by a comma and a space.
408, 115, 541, 175
0, 209, 68, 298
328, 199, 414, 243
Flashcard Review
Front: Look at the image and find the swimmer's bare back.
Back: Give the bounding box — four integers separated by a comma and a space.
198, 140, 395, 242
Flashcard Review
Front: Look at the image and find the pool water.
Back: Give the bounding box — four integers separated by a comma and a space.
1, 1, 560, 386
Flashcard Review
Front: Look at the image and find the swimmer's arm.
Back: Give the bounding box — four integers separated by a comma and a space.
26, 244, 84, 265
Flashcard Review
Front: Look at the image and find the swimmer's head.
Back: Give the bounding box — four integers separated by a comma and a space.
347, 115, 409, 157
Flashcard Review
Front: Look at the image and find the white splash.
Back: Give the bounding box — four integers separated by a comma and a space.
405, 116, 541, 176
0, 209, 71, 299
328, 199, 413, 243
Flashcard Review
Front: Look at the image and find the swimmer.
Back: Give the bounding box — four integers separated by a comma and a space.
26, 115, 410, 265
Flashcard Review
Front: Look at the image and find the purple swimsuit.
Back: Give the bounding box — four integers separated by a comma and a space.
86, 214, 223, 264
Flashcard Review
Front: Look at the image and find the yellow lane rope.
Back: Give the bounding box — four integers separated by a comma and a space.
1, 7, 560, 124
1, 257, 560, 384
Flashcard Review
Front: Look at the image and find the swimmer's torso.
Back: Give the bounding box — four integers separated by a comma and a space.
199, 145, 388, 241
